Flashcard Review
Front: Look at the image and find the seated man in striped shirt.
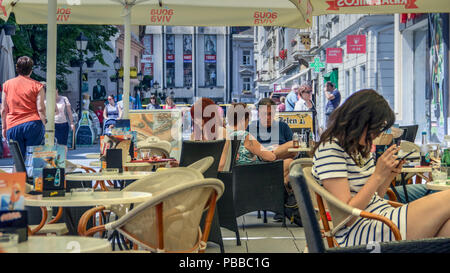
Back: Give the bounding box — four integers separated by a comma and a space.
312, 89, 450, 247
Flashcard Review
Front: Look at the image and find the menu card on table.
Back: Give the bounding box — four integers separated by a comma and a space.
0, 172, 28, 242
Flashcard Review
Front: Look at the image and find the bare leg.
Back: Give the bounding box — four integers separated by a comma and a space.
283, 158, 293, 185
406, 189, 450, 240
274, 141, 299, 160
436, 219, 450, 237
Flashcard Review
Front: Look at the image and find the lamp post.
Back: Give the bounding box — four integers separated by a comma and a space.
114, 57, 121, 98
76, 32, 88, 120
153, 80, 159, 97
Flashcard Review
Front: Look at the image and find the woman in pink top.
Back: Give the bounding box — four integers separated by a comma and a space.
1, 56, 46, 159
163, 96, 176, 109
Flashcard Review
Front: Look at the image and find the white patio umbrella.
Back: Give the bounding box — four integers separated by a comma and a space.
0, 0, 309, 145
0, 29, 15, 87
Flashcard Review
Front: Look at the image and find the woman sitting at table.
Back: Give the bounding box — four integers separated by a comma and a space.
312, 89, 450, 247
227, 103, 292, 186
189, 97, 228, 172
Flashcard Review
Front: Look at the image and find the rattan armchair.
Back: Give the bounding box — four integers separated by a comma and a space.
79, 178, 224, 253
289, 163, 450, 253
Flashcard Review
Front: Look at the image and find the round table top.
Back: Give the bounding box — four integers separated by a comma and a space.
1, 236, 111, 253
288, 147, 312, 152
85, 153, 101, 159
66, 171, 154, 181
426, 182, 450, 191
25, 191, 153, 207
401, 167, 433, 173
89, 161, 167, 168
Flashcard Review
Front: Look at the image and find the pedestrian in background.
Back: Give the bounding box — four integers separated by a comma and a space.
285, 84, 300, 111
1, 56, 46, 159
277, 96, 286, 112
324, 81, 341, 125
54, 88, 75, 146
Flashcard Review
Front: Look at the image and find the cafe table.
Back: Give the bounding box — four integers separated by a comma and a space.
288, 147, 312, 153
425, 181, 450, 191
390, 166, 433, 203
25, 191, 153, 235
85, 153, 101, 159
1, 236, 112, 253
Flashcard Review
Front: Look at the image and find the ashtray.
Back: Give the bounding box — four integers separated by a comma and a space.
102, 168, 119, 174
71, 188, 94, 196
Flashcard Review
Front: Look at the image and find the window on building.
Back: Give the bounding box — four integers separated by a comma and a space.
345, 70, 350, 98
183, 34, 193, 87
243, 50, 251, 65
166, 34, 175, 88
204, 35, 217, 87
360, 65, 366, 89
352, 68, 356, 93
243, 77, 251, 92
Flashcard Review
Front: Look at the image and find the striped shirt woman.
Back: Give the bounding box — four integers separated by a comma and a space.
312, 140, 408, 247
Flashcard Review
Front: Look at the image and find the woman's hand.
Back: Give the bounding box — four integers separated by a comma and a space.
374, 145, 401, 181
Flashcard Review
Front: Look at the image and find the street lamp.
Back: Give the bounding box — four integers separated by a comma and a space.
114, 57, 121, 98
76, 32, 88, 120
153, 80, 159, 97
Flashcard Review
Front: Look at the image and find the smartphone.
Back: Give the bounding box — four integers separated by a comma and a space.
396, 149, 416, 167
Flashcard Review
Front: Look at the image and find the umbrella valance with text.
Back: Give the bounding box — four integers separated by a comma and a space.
0, 0, 309, 29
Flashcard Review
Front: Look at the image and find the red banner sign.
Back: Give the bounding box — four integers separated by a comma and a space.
326, 48, 343, 63
183, 54, 192, 63
347, 35, 366, 54
166, 54, 175, 62
326, 0, 418, 10
205, 54, 216, 63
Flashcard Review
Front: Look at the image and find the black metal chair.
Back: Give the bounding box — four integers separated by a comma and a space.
179, 140, 226, 179
232, 160, 286, 227
399, 125, 419, 142
289, 163, 450, 253
179, 139, 226, 252
216, 139, 242, 245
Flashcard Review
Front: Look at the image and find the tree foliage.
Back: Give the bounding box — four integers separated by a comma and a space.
1, 14, 118, 91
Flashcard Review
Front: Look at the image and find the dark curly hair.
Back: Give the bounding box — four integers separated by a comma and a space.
313, 89, 395, 162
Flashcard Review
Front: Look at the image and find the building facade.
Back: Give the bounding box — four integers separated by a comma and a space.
142, 26, 231, 104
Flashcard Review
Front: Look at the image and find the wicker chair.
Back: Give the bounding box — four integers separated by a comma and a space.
79, 178, 224, 253
137, 140, 172, 158
289, 163, 450, 253
187, 156, 215, 175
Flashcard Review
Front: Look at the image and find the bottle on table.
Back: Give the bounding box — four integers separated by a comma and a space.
420, 131, 431, 166
293, 133, 299, 148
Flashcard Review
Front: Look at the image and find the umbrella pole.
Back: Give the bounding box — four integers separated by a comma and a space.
123, 6, 131, 119
45, 0, 57, 146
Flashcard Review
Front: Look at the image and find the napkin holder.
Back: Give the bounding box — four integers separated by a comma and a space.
37, 168, 66, 197
106, 149, 123, 173
0, 210, 28, 243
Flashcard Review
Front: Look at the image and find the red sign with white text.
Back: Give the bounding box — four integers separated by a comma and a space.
326, 0, 418, 10
326, 48, 343, 63
347, 35, 366, 54
205, 55, 216, 63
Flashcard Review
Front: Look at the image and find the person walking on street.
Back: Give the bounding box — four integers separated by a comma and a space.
277, 96, 286, 112
1, 56, 46, 159
54, 88, 75, 146
324, 81, 341, 125
285, 84, 300, 111
103, 95, 122, 133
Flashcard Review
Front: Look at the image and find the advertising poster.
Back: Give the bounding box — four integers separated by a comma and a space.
0, 173, 26, 211
204, 35, 217, 62
276, 111, 314, 132
429, 13, 449, 142
166, 34, 175, 63
129, 110, 183, 160
183, 34, 192, 63
88, 70, 109, 101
